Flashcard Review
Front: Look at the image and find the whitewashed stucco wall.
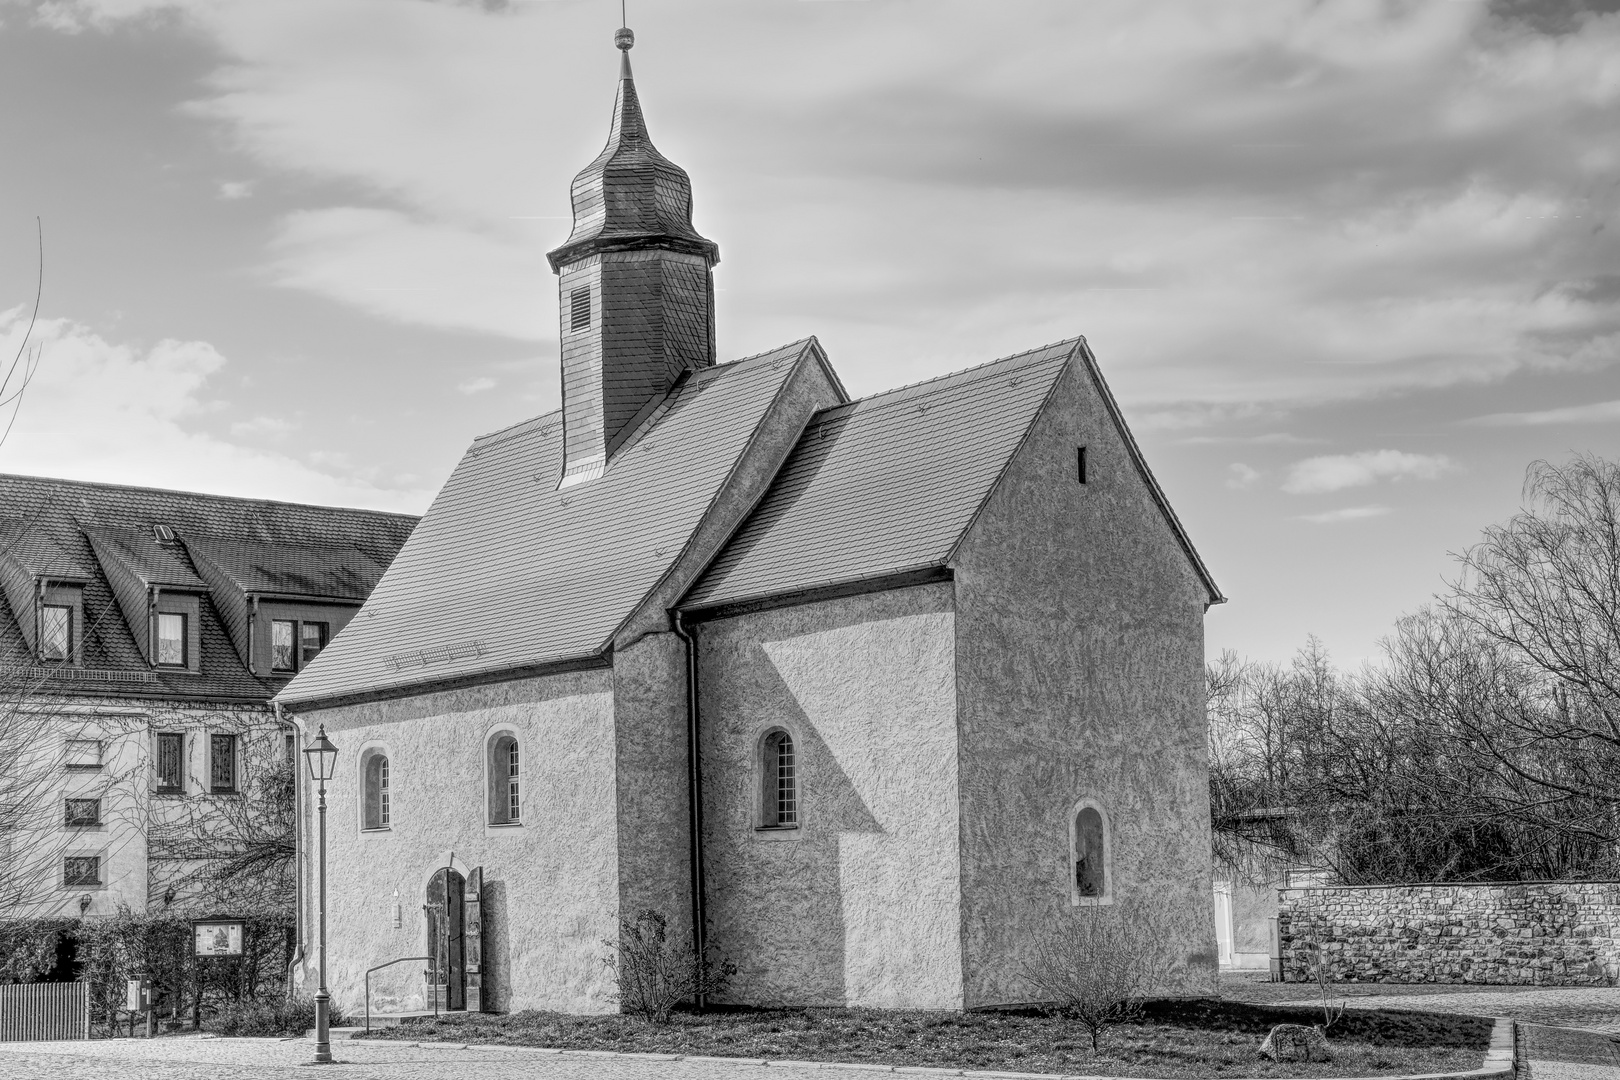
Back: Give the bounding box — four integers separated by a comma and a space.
697, 583, 964, 1009
297, 669, 620, 1017
950, 361, 1218, 1007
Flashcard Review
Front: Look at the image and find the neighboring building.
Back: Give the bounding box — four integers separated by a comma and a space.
279, 26, 1224, 1016
0, 474, 414, 954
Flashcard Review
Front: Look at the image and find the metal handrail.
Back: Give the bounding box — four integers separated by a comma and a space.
363, 956, 431, 1033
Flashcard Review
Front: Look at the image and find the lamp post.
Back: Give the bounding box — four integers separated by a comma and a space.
302, 724, 339, 1064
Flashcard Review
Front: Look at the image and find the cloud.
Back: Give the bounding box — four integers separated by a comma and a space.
1300, 505, 1392, 524
229, 415, 294, 438
217, 180, 253, 200
1282, 450, 1458, 494
1226, 463, 1261, 489
456, 376, 496, 395
267, 208, 549, 342
23, 0, 1618, 408
1462, 398, 1620, 426
0, 307, 429, 512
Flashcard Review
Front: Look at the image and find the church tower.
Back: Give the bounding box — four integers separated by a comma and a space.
547, 26, 721, 487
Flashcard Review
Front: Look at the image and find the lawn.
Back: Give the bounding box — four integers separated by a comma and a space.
358, 999, 1492, 1078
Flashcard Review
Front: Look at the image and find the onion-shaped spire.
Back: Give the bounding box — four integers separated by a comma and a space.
546, 26, 720, 271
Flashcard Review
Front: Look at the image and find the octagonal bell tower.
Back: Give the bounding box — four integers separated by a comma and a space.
547, 25, 721, 488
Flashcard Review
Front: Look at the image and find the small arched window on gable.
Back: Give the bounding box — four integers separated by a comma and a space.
758, 729, 798, 830
488, 733, 520, 825
1070, 800, 1112, 905
361, 750, 391, 831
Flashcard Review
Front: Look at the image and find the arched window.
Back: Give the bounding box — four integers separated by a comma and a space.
759, 729, 798, 829
362, 750, 391, 831
488, 733, 520, 825
1070, 801, 1111, 904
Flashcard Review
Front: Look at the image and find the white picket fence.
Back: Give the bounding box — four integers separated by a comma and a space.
0, 982, 90, 1041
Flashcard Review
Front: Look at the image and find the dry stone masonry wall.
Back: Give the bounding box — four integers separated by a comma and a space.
1278, 882, 1620, 986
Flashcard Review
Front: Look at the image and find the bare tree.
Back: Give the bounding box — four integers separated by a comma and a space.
1446, 454, 1620, 814
1021, 904, 1170, 1052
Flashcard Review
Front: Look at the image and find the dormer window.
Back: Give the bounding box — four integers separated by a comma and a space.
301, 622, 328, 666
156, 612, 187, 667
40, 604, 72, 662
272, 618, 330, 674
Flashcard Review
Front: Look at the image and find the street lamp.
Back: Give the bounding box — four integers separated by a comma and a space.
302, 724, 339, 1064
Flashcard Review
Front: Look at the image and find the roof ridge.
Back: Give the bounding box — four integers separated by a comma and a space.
716, 338, 815, 369
0, 472, 419, 520
473, 407, 563, 445
818, 338, 1080, 420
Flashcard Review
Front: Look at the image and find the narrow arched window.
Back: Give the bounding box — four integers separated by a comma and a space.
362, 751, 391, 831
488, 733, 520, 825
1071, 803, 1110, 903
760, 730, 797, 829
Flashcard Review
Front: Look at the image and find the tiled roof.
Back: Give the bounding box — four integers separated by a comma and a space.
184, 537, 386, 601
683, 341, 1078, 610
84, 525, 209, 590
277, 341, 819, 706
0, 474, 416, 702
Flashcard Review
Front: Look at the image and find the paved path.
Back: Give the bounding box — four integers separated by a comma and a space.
1519, 1022, 1620, 1080
0, 1036, 850, 1080
1226, 978, 1620, 1035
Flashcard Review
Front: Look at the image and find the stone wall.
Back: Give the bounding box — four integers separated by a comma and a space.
1279, 882, 1620, 985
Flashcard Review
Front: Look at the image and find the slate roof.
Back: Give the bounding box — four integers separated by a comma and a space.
686, 338, 1223, 611
683, 341, 1076, 610
184, 537, 386, 601
276, 340, 823, 706
547, 42, 718, 270
0, 474, 416, 702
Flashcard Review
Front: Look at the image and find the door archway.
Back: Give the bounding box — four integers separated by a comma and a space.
426, 867, 466, 1011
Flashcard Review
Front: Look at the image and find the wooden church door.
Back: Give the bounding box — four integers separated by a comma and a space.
425, 866, 482, 1012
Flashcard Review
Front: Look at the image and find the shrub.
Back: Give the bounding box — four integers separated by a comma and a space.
601, 909, 735, 1024
1020, 904, 1170, 1052
205, 994, 345, 1037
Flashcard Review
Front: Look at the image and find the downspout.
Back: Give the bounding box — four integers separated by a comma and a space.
671, 611, 707, 1009
147, 585, 160, 665
280, 702, 306, 995
248, 594, 260, 675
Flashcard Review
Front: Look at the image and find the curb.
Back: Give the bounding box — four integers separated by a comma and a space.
385, 1015, 1517, 1080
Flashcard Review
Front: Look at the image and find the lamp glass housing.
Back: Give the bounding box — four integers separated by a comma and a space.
303, 725, 339, 783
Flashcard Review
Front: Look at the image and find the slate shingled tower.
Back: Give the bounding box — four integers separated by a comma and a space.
547, 26, 721, 487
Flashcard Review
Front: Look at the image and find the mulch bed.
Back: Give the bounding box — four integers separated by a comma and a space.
358, 999, 1492, 1078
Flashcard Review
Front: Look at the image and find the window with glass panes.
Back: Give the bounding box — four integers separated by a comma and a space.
41, 604, 71, 661
508, 742, 520, 821
63, 855, 100, 886
300, 622, 328, 666
64, 798, 100, 826
156, 612, 186, 666
761, 730, 797, 828
156, 733, 183, 793
210, 734, 236, 793
271, 620, 296, 671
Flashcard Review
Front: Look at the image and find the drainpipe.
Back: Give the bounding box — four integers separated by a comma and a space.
279, 702, 306, 995
248, 594, 260, 675
147, 586, 160, 665
671, 611, 707, 1009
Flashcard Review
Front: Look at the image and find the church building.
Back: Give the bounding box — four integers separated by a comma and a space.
279, 26, 1224, 1015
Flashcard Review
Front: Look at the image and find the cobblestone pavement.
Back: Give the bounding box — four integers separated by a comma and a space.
1276, 986, 1620, 1035
0, 1036, 856, 1080
1520, 1022, 1620, 1080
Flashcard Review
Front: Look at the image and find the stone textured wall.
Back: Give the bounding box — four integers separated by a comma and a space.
1279, 883, 1620, 985
951, 359, 1218, 1007
294, 669, 620, 1017
697, 583, 964, 1009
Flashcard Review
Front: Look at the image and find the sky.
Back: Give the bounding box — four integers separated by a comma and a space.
0, 0, 1617, 667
